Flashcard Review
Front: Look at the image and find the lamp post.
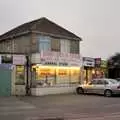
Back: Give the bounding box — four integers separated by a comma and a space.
25, 45, 31, 96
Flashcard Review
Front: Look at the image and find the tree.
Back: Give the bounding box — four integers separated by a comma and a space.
108, 53, 120, 68
108, 53, 120, 78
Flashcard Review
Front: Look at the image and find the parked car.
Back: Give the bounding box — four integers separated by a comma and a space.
76, 78, 120, 97
116, 78, 120, 82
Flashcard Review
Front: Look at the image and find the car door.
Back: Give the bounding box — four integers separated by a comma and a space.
85, 80, 97, 93
94, 79, 106, 94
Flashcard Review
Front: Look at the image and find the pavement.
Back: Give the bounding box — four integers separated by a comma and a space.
0, 94, 120, 120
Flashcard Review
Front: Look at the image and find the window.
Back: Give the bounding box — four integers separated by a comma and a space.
96, 80, 104, 85
70, 68, 80, 84
104, 80, 109, 85
108, 79, 118, 84
31, 65, 80, 87
70, 40, 79, 54
90, 80, 97, 85
61, 40, 70, 53
39, 36, 51, 52
51, 39, 60, 52
1, 55, 13, 64
56, 68, 69, 85
31, 66, 56, 87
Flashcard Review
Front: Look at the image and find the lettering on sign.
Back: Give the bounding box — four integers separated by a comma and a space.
83, 57, 95, 67
13, 55, 26, 65
39, 51, 81, 66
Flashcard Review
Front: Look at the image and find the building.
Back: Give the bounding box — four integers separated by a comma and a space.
0, 17, 82, 96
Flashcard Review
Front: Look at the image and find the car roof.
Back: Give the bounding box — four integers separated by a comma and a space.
92, 78, 117, 81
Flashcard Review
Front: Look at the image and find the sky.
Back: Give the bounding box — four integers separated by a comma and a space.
0, 0, 120, 59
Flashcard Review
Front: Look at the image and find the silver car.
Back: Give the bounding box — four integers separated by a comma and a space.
76, 78, 120, 97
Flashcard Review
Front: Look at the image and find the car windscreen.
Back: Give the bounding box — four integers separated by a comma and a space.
116, 78, 120, 81
108, 79, 118, 84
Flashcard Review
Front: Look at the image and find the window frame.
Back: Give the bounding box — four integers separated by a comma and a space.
70, 40, 79, 54
51, 38, 60, 52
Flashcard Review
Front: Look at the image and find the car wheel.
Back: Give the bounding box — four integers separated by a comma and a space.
104, 90, 112, 97
76, 87, 84, 94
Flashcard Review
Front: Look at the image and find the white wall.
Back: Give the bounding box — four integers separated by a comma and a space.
31, 86, 76, 96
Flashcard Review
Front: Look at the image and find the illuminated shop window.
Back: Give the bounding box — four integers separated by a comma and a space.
56, 67, 69, 85
70, 68, 80, 84
31, 66, 56, 87
31, 65, 80, 87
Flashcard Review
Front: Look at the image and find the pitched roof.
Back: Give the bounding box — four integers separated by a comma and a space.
0, 17, 82, 41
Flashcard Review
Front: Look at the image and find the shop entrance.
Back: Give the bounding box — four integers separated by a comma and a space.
15, 65, 26, 95
0, 67, 11, 96
84, 67, 93, 84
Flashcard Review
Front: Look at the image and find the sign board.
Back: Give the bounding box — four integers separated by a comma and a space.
31, 51, 81, 66
83, 57, 95, 67
0, 54, 26, 65
95, 58, 101, 67
13, 55, 26, 65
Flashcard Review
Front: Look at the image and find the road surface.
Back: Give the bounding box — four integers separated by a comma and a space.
0, 94, 120, 120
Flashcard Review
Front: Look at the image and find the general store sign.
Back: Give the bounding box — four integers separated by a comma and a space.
32, 51, 81, 66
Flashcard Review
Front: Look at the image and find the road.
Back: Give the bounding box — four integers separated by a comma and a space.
0, 94, 120, 120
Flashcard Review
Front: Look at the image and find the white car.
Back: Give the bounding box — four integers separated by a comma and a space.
76, 78, 120, 97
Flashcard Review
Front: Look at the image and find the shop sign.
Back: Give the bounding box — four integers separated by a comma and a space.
95, 58, 101, 67
40, 51, 58, 63
83, 57, 95, 67
13, 55, 26, 65
40, 51, 81, 66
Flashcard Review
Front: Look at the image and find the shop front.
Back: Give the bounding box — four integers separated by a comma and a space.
92, 59, 108, 79
0, 54, 26, 96
11, 55, 26, 96
31, 51, 81, 96
82, 57, 95, 84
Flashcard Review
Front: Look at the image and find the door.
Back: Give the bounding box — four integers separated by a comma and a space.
0, 69, 11, 96
15, 65, 26, 95
85, 80, 97, 93
94, 79, 106, 94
